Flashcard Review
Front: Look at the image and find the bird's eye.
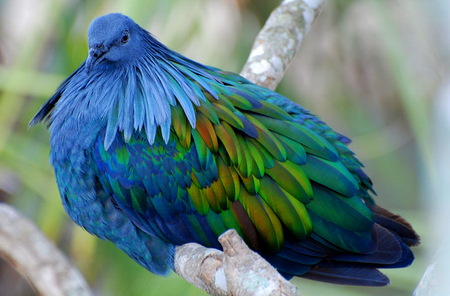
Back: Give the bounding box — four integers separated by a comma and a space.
121, 30, 130, 44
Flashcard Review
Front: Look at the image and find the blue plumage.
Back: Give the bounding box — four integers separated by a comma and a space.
31, 13, 419, 287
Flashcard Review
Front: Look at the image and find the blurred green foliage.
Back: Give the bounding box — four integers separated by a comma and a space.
0, 0, 439, 295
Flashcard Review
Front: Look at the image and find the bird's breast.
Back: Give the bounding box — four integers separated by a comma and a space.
49, 105, 106, 163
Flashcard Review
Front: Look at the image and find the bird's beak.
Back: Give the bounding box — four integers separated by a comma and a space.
86, 46, 107, 74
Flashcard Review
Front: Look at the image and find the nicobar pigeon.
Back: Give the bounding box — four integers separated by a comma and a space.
31, 13, 419, 286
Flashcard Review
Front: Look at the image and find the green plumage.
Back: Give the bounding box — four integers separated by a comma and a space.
115, 83, 367, 254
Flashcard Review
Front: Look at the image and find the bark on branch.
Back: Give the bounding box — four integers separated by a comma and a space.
240, 0, 325, 90
174, 229, 300, 296
0, 203, 93, 296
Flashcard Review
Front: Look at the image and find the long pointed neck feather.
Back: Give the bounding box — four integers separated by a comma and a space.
38, 30, 237, 150
103, 33, 225, 149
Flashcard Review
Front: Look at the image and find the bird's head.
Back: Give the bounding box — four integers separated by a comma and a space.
86, 13, 145, 72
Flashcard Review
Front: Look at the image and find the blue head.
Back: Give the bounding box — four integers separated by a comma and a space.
86, 13, 147, 72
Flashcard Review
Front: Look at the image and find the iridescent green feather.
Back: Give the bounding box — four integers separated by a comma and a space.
238, 184, 283, 252
187, 185, 210, 215
214, 123, 240, 165
306, 185, 373, 232
216, 157, 239, 200
301, 155, 359, 197
265, 161, 313, 204
246, 114, 287, 162
258, 177, 311, 238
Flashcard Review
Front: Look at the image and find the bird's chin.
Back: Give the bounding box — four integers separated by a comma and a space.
88, 62, 113, 76
86, 56, 109, 74
86, 57, 96, 74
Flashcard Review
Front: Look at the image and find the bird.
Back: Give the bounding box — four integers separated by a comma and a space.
30, 13, 419, 287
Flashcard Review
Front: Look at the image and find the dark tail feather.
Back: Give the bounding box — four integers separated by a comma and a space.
268, 204, 419, 286
370, 204, 420, 247
330, 224, 402, 264
301, 267, 390, 286
381, 240, 415, 268
325, 224, 415, 268
264, 254, 312, 275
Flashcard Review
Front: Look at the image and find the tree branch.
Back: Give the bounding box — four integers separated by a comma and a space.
0, 203, 93, 296
240, 0, 325, 90
174, 229, 300, 296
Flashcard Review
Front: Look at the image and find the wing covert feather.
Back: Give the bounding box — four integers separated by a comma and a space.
92, 79, 373, 255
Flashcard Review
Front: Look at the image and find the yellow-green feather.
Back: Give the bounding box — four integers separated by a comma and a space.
258, 177, 312, 238
187, 184, 210, 215
238, 184, 282, 252
265, 160, 313, 204
246, 114, 287, 162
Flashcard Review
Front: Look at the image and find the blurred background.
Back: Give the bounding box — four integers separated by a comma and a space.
0, 0, 447, 295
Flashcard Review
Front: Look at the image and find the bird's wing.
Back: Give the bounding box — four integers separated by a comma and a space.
92, 80, 376, 257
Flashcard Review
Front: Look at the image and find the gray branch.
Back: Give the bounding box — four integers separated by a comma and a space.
240, 0, 325, 90
0, 203, 93, 296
